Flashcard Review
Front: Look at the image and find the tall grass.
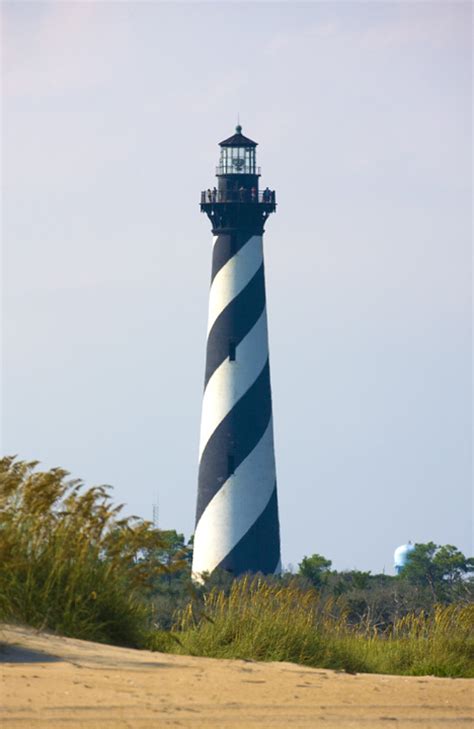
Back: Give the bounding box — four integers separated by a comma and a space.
0, 457, 164, 645
2, 457, 472, 676
165, 576, 474, 677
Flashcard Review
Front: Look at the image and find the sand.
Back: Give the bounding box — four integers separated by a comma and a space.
0, 624, 472, 728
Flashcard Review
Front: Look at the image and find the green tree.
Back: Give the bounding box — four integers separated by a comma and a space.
152, 530, 193, 584
432, 545, 474, 587
399, 542, 474, 600
298, 553, 332, 588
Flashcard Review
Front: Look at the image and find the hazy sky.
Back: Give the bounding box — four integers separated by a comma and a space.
2, 1, 472, 573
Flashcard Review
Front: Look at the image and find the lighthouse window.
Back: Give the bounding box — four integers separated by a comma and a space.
227, 454, 235, 476
229, 341, 236, 361
245, 148, 254, 173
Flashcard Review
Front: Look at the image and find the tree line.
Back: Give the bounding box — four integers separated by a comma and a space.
149, 532, 474, 630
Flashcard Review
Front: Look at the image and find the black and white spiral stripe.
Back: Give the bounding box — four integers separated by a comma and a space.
192, 232, 281, 580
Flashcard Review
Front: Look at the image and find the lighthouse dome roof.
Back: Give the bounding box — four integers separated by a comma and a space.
219, 125, 258, 148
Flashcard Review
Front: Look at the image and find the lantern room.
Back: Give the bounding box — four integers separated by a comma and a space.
217, 125, 260, 176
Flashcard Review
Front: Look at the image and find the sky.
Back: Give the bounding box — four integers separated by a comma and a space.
2, 0, 472, 574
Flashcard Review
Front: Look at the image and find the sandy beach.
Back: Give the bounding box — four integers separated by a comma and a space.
0, 624, 472, 728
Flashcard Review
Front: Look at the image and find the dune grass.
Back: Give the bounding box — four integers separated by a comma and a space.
0, 457, 164, 646
159, 576, 474, 677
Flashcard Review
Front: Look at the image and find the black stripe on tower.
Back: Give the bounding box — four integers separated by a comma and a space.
217, 486, 280, 575
196, 360, 272, 524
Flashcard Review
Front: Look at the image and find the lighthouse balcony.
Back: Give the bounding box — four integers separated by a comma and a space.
200, 190, 276, 207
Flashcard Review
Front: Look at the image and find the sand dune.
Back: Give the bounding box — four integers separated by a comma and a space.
0, 624, 472, 728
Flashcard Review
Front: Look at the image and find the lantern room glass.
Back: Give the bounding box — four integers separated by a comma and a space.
219, 147, 256, 174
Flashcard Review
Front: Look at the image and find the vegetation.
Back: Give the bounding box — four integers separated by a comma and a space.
298, 553, 332, 588
0, 456, 166, 645
1, 457, 473, 677
164, 576, 474, 678
397, 542, 474, 601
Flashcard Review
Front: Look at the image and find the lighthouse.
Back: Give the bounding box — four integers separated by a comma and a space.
192, 126, 281, 581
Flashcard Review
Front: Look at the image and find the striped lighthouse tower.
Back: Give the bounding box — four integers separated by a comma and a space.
192, 126, 281, 581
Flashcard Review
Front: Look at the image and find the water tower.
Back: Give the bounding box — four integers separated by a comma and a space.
394, 542, 415, 574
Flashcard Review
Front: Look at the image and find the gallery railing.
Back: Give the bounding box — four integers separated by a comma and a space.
201, 190, 276, 205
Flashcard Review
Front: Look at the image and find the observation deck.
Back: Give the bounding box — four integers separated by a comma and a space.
200, 188, 276, 233
201, 188, 276, 213
200, 189, 276, 207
